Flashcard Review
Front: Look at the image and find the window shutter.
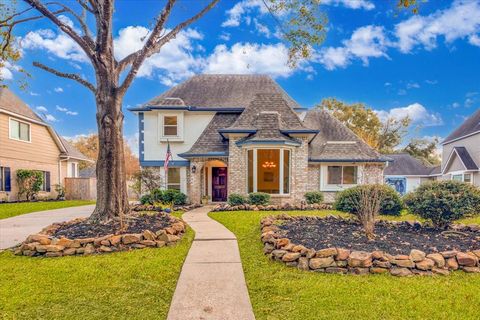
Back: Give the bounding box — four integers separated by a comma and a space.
4, 167, 11, 192
45, 171, 51, 192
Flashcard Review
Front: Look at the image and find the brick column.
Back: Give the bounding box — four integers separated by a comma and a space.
291, 136, 309, 203
187, 160, 204, 204
361, 164, 385, 184
228, 136, 247, 196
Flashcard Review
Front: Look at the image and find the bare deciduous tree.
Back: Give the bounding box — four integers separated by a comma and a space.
353, 185, 382, 240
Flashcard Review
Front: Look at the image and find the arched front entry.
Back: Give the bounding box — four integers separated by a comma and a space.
204, 159, 228, 202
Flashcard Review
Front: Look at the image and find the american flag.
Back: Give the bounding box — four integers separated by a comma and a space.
164, 140, 172, 173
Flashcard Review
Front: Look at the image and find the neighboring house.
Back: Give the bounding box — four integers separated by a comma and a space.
130, 74, 388, 204
0, 88, 90, 201
439, 109, 480, 184
384, 153, 439, 195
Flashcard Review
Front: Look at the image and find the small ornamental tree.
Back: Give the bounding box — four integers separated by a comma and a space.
404, 180, 480, 228
351, 184, 383, 239
16, 169, 43, 201
132, 168, 163, 196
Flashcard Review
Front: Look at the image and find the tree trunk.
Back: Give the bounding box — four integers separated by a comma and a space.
89, 84, 130, 223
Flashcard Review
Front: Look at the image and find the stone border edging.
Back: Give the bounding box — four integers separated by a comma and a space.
14, 214, 187, 257
261, 214, 480, 276
213, 203, 332, 212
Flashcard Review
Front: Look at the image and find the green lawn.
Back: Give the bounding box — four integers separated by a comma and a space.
0, 200, 96, 220
210, 210, 480, 320
0, 211, 193, 320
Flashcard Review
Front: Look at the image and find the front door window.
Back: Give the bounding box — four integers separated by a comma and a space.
212, 167, 227, 202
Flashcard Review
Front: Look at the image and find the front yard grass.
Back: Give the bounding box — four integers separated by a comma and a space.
210, 210, 480, 320
0, 211, 192, 319
0, 200, 96, 220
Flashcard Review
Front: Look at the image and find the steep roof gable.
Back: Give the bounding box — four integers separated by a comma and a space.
144, 74, 300, 109
443, 108, 480, 144
0, 88, 44, 122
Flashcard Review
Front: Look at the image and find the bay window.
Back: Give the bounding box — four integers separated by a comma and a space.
327, 166, 358, 185
247, 148, 290, 194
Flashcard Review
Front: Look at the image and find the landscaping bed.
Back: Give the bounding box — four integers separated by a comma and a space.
212, 202, 332, 212
15, 211, 187, 257
261, 214, 480, 276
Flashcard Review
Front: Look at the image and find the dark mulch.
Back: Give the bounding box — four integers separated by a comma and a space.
53, 213, 172, 239
277, 217, 480, 255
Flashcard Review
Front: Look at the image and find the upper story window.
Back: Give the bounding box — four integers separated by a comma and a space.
9, 118, 30, 142
163, 116, 178, 136
327, 166, 358, 185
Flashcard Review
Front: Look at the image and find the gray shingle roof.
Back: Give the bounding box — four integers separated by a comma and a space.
59, 136, 91, 161
443, 109, 480, 144
145, 74, 300, 109
453, 146, 478, 170
0, 88, 44, 122
179, 113, 238, 157
303, 109, 386, 162
384, 153, 436, 176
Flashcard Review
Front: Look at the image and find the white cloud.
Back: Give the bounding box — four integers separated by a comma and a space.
406, 82, 420, 89
21, 28, 88, 62
54, 87, 63, 93
222, 0, 267, 27
376, 103, 443, 127
29, 91, 40, 96
452, 102, 461, 108
203, 42, 297, 78
317, 25, 389, 70
36, 106, 48, 112
44, 114, 57, 122
321, 0, 374, 10
114, 26, 204, 86
253, 19, 272, 37
425, 79, 438, 85
56, 106, 68, 112
219, 32, 231, 41
66, 111, 78, 116
0, 61, 14, 80
384, 82, 392, 86
395, 0, 480, 53
470, 34, 480, 46
56, 105, 78, 116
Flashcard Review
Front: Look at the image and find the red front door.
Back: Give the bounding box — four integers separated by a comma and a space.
212, 167, 227, 202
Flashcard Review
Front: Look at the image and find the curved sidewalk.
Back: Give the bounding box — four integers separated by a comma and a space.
167, 206, 255, 320
0, 205, 95, 250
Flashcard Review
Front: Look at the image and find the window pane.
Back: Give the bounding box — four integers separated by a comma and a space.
164, 126, 177, 136
248, 150, 254, 193
283, 149, 290, 194
168, 168, 180, 184
167, 184, 181, 190
342, 166, 357, 184
452, 174, 463, 181
327, 166, 342, 184
164, 116, 177, 125
464, 174, 472, 183
10, 120, 19, 139
20, 122, 30, 141
257, 149, 280, 194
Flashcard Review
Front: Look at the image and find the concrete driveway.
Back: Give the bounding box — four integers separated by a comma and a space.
0, 205, 95, 250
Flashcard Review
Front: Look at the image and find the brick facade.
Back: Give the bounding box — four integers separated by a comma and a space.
227, 136, 248, 196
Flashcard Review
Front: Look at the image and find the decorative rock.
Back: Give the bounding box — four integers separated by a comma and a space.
130, 244, 146, 249
157, 233, 180, 243
46, 245, 65, 252
416, 258, 435, 271
140, 240, 157, 247
271, 250, 287, 260
371, 251, 384, 260
142, 230, 156, 241
391, 259, 415, 268
446, 257, 459, 270
462, 267, 480, 273
122, 234, 142, 245
432, 267, 450, 276
394, 254, 410, 260
297, 257, 309, 270
282, 252, 301, 262
263, 243, 274, 254
472, 250, 480, 259
276, 238, 290, 249
45, 252, 62, 257
156, 241, 166, 248
99, 245, 112, 252
441, 250, 458, 259
309, 257, 335, 269
325, 267, 347, 274
456, 252, 478, 267
349, 267, 370, 275
94, 235, 114, 246
306, 249, 316, 259
63, 248, 77, 256
84, 244, 95, 255
55, 238, 74, 248
348, 251, 372, 268
285, 261, 298, 267
336, 248, 350, 261
172, 223, 185, 233
373, 260, 391, 268
410, 249, 426, 262
335, 260, 348, 267
426, 253, 445, 268
109, 235, 122, 246
100, 239, 110, 246
78, 237, 95, 245
26, 234, 51, 245
292, 245, 307, 253
390, 267, 413, 277
370, 267, 389, 274
315, 248, 337, 258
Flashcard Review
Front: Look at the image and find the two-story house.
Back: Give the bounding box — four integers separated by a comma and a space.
130, 74, 388, 204
0, 88, 90, 201
440, 109, 480, 184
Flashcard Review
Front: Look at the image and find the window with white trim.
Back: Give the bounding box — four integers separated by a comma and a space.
167, 168, 181, 190
247, 148, 290, 194
9, 118, 30, 142
327, 166, 358, 185
40, 171, 51, 192
163, 116, 178, 136
452, 173, 472, 184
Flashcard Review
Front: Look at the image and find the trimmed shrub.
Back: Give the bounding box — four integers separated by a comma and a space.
228, 193, 247, 206
16, 169, 43, 201
140, 194, 153, 205
248, 192, 271, 206
163, 189, 187, 205
404, 180, 480, 227
304, 191, 324, 204
335, 184, 403, 216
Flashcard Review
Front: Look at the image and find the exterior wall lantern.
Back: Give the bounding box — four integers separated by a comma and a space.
191, 165, 197, 174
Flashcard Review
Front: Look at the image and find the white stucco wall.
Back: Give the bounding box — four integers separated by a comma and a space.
143, 111, 215, 161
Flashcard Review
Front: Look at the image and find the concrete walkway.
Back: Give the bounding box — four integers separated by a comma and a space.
0, 205, 95, 250
167, 206, 255, 320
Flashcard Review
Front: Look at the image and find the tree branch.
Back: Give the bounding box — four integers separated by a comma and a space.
23, 0, 95, 60
33, 61, 96, 92
118, 0, 219, 94
46, 1, 94, 40
76, 0, 94, 13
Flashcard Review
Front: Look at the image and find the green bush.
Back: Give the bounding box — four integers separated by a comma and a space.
148, 188, 187, 205
140, 194, 153, 205
304, 191, 324, 204
404, 180, 480, 227
16, 169, 43, 201
228, 193, 247, 206
334, 184, 403, 216
248, 192, 271, 206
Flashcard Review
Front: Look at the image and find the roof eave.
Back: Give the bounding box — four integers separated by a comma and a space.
308, 158, 389, 163
177, 152, 228, 158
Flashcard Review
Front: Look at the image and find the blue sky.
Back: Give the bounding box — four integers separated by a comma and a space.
3, 0, 480, 153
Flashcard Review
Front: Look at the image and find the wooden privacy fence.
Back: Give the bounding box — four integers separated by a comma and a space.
65, 177, 97, 200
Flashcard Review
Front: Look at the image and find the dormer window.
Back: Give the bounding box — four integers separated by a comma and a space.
163, 116, 178, 136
